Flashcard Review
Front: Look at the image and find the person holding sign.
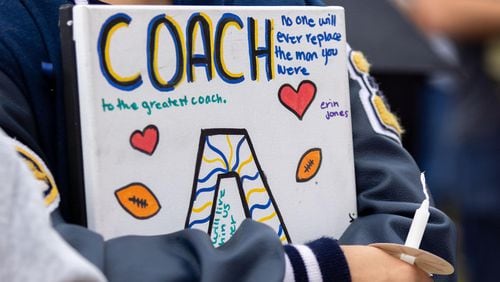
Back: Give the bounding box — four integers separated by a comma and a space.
0, 0, 455, 281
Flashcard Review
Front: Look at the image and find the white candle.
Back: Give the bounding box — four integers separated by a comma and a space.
400, 173, 431, 264
404, 199, 430, 248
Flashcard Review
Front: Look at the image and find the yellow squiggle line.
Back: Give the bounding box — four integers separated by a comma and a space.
245, 187, 266, 202
226, 135, 234, 170
192, 201, 213, 213
237, 155, 254, 175
257, 211, 276, 223
202, 156, 226, 168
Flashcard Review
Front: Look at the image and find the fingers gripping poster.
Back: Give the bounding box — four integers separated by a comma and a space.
70, 5, 356, 244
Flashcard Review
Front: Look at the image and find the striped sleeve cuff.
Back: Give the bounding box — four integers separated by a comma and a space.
284, 238, 351, 282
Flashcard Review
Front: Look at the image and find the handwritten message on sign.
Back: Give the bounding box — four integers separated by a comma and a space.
72, 5, 356, 244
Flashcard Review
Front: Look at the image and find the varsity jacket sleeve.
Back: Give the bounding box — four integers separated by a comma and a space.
51, 211, 349, 282
340, 48, 457, 281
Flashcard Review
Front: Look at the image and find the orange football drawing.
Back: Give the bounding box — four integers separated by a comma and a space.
296, 148, 322, 182
115, 183, 161, 219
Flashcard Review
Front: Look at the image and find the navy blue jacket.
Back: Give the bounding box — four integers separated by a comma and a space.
0, 0, 456, 281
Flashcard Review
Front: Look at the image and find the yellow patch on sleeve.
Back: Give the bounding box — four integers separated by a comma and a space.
351, 51, 371, 73
14, 143, 60, 211
347, 44, 402, 143
372, 95, 404, 136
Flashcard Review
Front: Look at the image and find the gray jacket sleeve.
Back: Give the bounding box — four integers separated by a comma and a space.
340, 49, 457, 281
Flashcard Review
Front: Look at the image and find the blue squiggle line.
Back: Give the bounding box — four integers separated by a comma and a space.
231, 137, 246, 171
198, 167, 227, 183
278, 225, 283, 237
188, 215, 211, 228
194, 184, 217, 200
249, 199, 272, 217
206, 137, 229, 170
241, 172, 260, 184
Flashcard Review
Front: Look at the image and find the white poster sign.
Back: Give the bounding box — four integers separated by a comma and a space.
71, 5, 356, 244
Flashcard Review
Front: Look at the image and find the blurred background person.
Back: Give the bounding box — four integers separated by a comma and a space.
328, 0, 500, 280
397, 0, 500, 281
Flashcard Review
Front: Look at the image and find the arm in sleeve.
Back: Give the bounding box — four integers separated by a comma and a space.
54, 212, 351, 282
0, 128, 105, 282
339, 49, 456, 280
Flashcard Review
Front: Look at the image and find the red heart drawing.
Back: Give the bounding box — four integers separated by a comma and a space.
278, 80, 317, 120
130, 125, 159, 155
